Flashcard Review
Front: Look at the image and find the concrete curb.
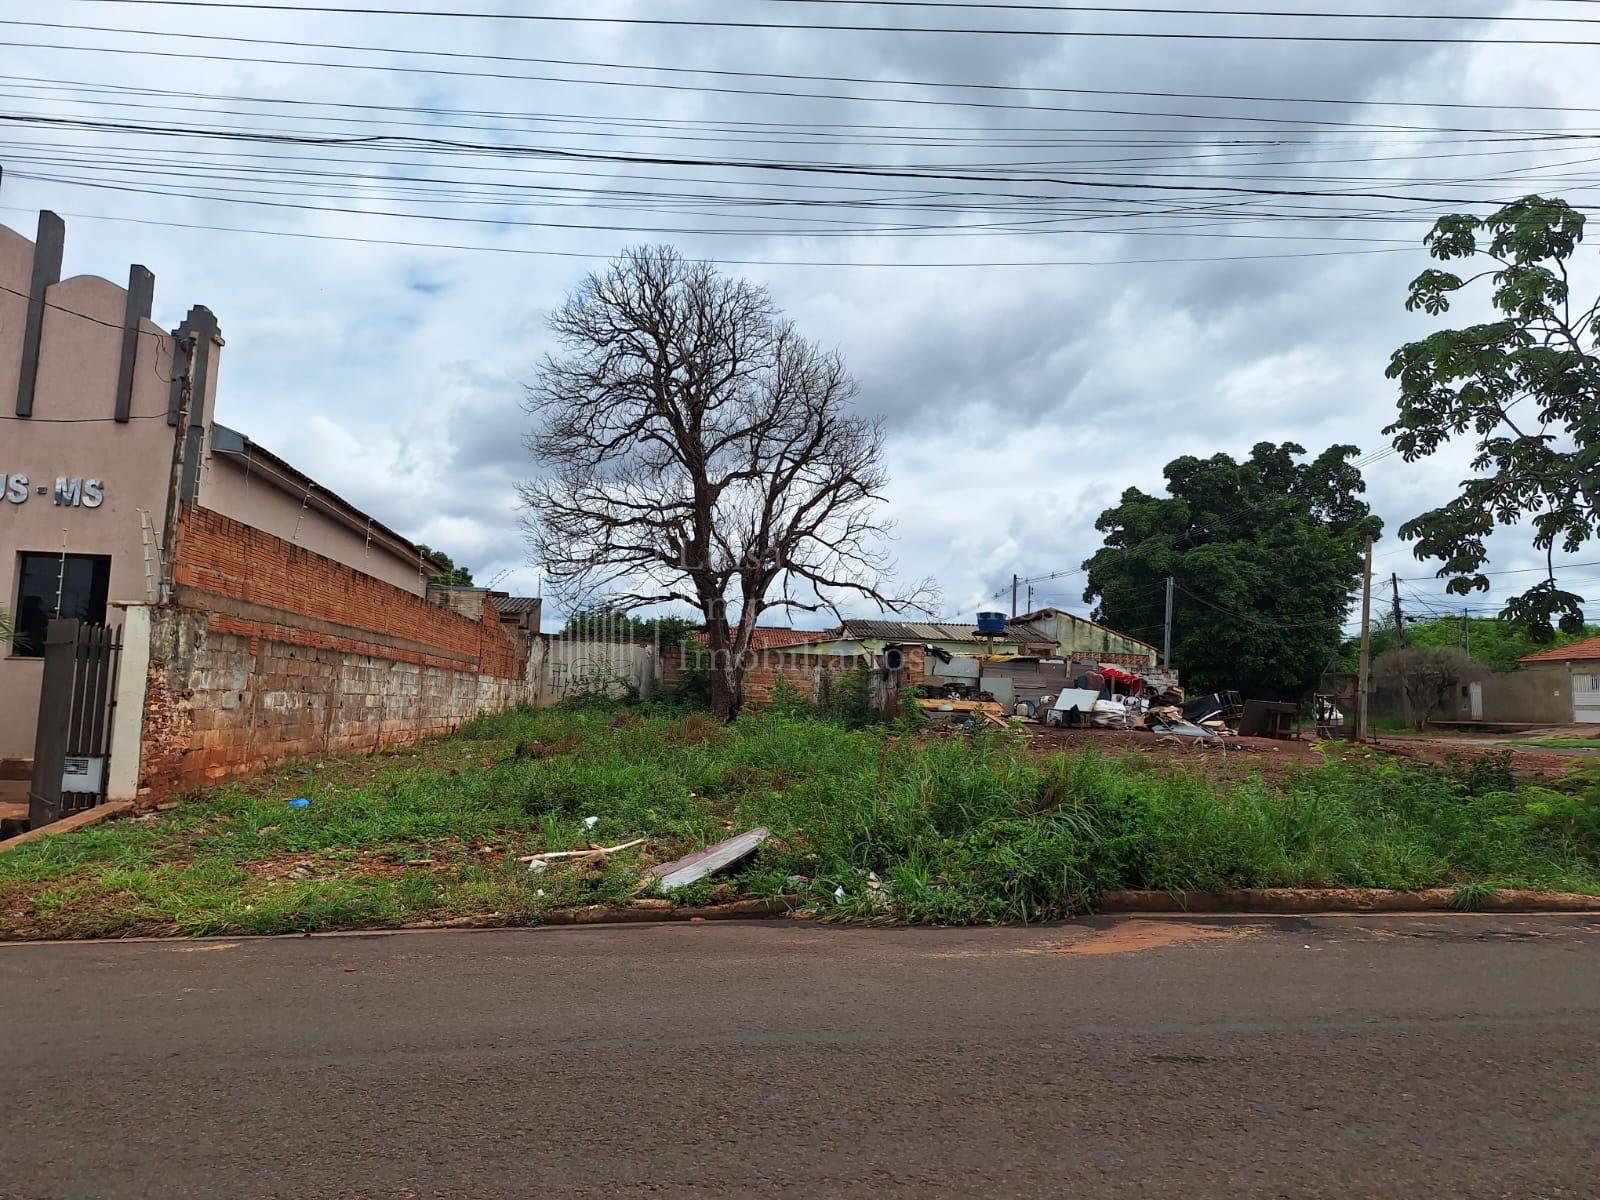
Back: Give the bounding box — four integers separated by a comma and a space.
0, 800, 133, 854
1097, 887, 1600, 914
404, 897, 799, 930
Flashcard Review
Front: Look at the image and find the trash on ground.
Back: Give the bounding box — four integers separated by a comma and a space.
287, 797, 311, 809
648, 827, 770, 893
519, 837, 647, 865
582, 816, 599, 829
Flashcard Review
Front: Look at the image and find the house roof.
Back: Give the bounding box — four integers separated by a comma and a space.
1009, 606, 1161, 654
1519, 635, 1600, 664
1003, 620, 1060, 647
210, 423, 446, 575
491, 595, 542, 616
692, 627, 829, 650
836, 619, 1011, 644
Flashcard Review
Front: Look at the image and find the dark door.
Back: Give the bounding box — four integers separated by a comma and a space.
28, 619, 122, 829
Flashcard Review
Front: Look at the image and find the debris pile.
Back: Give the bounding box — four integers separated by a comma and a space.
911, 646, 1301, 745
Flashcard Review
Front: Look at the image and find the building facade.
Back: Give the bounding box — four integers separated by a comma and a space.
2, 211, 528, 806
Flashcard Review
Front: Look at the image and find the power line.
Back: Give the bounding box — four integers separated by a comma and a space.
0, 276, 172, 339
0, 203, 1421, 268
5, 111, 1573, 207
63, 0, 1600, 25
8, 23, 1598, 124
40, 2, 1600, 44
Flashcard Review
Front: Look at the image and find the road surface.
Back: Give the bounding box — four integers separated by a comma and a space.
3, 915, 1596, 1199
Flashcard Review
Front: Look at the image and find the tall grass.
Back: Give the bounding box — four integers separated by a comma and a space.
2, 704, 1595, 937
503, 708, 1600, 923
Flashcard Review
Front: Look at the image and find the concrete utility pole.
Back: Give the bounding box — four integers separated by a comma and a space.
1162, 575, 1174, 669
1011, 574, 1019, 618
159, 332, 198, 605
1356, 536, 1374, 742
1391, 573, 1407, 648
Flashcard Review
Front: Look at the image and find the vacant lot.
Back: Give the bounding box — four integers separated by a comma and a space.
1, 704, 1597, 939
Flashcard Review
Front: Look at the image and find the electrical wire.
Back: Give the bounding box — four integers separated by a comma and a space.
37, 2, 1600, 44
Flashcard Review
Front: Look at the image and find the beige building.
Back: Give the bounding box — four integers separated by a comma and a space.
1, 211, 442, 766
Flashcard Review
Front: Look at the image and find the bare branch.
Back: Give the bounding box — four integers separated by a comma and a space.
519, 245, 924, 717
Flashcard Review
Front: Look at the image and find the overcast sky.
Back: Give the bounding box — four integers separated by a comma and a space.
6, 0, 1600, 633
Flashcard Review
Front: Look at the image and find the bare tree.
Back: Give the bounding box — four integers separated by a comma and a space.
1373, 647, 1473, 730
520, 246, 931, 720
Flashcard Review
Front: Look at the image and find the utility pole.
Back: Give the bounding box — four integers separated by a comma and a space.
1011, 573, 1019, 618
1356, 536, 1374, 742
1460, 609, 1469, 653
159, 332, 198, 605
1162, 575, 1174, 669
1026, 584, 1033, 612
1390, 573, 1407, 648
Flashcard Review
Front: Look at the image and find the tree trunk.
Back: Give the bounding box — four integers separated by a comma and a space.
709, 663, 742, 722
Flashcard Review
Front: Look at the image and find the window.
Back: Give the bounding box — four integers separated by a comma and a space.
11, 553, 111, 657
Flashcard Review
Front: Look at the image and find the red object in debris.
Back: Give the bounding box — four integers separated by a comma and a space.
1099, 665, 1144, 696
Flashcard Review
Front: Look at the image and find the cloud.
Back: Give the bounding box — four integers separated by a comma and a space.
6, 0, 1595, 630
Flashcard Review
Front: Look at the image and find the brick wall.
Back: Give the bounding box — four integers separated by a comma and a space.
173, 504, 526, 679
135, 505, 532, 796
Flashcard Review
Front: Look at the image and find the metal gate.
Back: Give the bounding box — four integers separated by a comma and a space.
29, 619, 122, 829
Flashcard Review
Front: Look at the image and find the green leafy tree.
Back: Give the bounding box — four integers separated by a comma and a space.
1083, 442, 1382, 700
1360, 614, 1600, 671
415, 544, 473, 587
557, 608, 699, 645
1386, 195, 1600, 637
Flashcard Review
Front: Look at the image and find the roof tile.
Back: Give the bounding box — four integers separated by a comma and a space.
1519, 635, 1600, 663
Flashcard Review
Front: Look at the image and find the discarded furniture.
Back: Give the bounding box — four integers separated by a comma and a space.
1239, 699, 1297, 739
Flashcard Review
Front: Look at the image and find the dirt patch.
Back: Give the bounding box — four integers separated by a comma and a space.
1034, 920, 1254, 956
1374, 739, 1584, 781
1024, 726, 1589, 783
1025, 726, 1324, 780
509, 735, 583, 762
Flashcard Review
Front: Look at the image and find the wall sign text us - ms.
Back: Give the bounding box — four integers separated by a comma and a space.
0, 474, 106, 508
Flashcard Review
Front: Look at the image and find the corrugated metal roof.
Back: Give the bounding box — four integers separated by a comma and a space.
491, 595, 542, 615
1520, 635, 1600, 663
1004, 621, 1059, 646
838, 619, 1001, 643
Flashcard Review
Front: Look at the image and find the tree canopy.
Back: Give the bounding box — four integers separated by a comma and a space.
1082, 442, 1382, 700
1386, 195, 1600, 637
415, 544, 473, 587
1355, 614, 1600, 672
521, 246, 928, 719
556, 608, 700, 646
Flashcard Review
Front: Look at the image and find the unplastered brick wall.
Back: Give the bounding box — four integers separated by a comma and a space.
173, 504, 526, 679
135, 504, 531, 796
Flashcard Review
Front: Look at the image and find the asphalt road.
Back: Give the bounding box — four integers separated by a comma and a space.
2, 915, 1597, 1199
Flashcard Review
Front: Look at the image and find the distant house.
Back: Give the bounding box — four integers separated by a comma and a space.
1379, 637, 1597, 729
690, 626, 829, 651
1004, 608, 1160, 668
1515, 637, 1600, 725
797, 609, 1157, 665
800, 619, 1037, 658
491, 594, 543, 635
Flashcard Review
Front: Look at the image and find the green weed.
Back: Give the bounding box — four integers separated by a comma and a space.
2, 706, 1597, 938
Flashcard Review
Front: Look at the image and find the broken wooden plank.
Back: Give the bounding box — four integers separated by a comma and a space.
649, 827, 769, 893
518, 837, 646, 863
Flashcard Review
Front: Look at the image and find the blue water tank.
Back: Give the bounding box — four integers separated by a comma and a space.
976, 611, 1007, 635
